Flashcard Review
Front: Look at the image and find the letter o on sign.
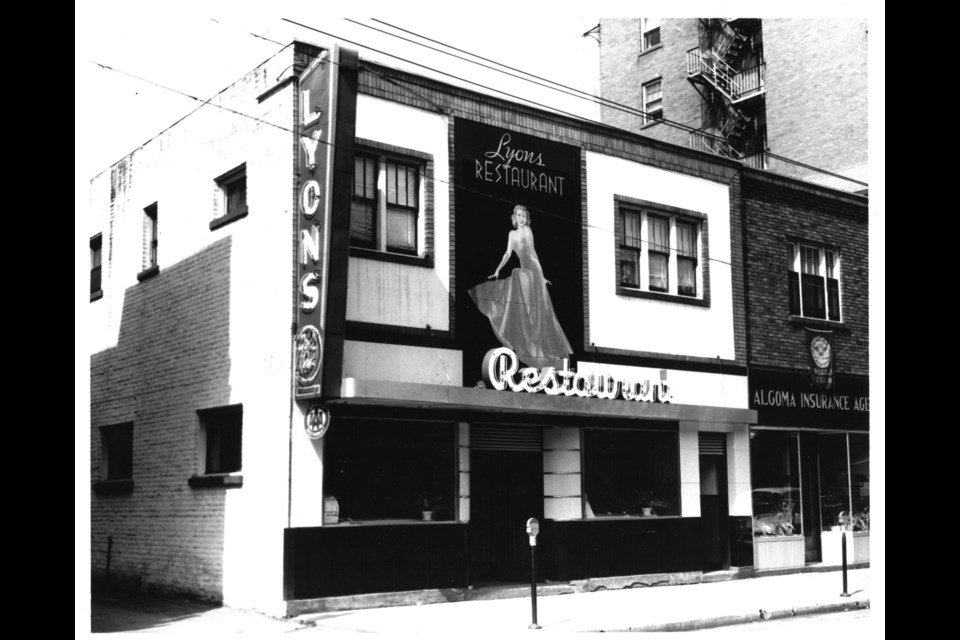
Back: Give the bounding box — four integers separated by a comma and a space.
300, 180, 322, 219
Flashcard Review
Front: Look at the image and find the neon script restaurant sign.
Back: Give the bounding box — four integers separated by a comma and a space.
482, 347, 673, 403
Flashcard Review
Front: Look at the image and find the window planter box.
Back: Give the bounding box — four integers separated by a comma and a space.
820, 530, 869, 565
754, 535, 805, 570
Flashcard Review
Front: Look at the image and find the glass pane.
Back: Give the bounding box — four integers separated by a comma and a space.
648, 215, 669, 252
387, 208, 416, 252
619, 249, 640, 287
622, 211, 641, 248
350, 200, 375, 246
678, 257, 696, 295
849, 434, 869, 531
818, 433, 850, 532
584, 429, 679, 517
677, 221, 696, 256
354, 156, 376, 199
649, 253, 668, 291
323, 418, 456, 521
827, 278, 840, 321
801, 246, 820, 275
750, 431, 802, 536
801, 273, 826, 319
788, 271, 800, 315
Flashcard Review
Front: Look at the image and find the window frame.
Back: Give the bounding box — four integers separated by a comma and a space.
788, 240, 841, 322
94, 422, 134, 495
614, 197, 709, 307
583, 426, 680, 518
640, 18, 661, 52
211, 163, 248, 230
138, 203, 159, 281
190, 405, 244, 488
90, 233, 103, 301
350, 141, 432, 264
641, 78, 663, 126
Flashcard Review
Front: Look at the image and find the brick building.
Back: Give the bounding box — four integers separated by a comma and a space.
595, 18, 868, 193
87, 38, 869, 616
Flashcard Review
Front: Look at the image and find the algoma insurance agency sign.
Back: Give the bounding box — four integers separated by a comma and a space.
749, 369, 869, 431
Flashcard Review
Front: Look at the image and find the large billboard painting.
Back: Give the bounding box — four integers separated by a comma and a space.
454, 119, 583, 385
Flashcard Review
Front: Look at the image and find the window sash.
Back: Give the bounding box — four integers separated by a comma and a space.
386, 208, 417, 253
678, 257, 696, 296
649, 252, 668, 291
225, 176, 247, 216
790, 243, 841, 320
351, 151, 422, 254
102, 425, 133, 481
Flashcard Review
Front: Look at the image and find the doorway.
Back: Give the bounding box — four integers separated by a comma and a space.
699, 433, 729, 572
469, 425, 543, 584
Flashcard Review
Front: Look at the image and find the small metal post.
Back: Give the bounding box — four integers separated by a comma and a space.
840, 530, 850, 597
526, 517, 541, 629
106, 535, 113, 584
530, 545, 539, 629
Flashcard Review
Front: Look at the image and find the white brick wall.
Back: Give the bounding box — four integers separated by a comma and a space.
89, 45, 299, 614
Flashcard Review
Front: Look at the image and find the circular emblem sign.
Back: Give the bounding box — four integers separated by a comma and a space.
305, 403, 331, 440
810, 335, 832, 369
295, 326, 323, 385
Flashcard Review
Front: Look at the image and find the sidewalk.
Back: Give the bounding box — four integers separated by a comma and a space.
88, 566, 871, 635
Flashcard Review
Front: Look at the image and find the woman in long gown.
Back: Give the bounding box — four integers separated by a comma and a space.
468, 204, 573, 369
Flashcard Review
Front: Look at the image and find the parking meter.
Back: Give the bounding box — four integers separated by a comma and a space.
525, 517, 541, 628
526, 517, 540, 546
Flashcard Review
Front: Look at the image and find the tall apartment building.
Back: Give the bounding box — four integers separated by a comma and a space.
595, 18, 868, 193
87, 37, 869, 617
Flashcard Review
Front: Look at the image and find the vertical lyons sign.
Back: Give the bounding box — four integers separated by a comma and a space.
294, 46, 358, 401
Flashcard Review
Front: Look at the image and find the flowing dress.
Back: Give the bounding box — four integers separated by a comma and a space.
468, 233, 573, 369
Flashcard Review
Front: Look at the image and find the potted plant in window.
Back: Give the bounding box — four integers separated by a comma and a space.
822, 508, 869, 564
752, 491, 805, 570
416, 494, 447, 521
637, 492, 667, 516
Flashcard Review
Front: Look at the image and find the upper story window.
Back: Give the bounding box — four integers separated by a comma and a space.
90, 234, 103, 300
615, 198, 708, 305
199, 405, 242, 475
642, 78, 663, 125
788, 241, 841, 321
100, 423, 133, 481
138, 203, 159, 281
641, 18, 661, 51
211, 164, 248, 230
351, 148, 423, 256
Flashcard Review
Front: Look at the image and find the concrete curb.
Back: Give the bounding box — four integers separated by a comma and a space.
596, 599, 871, 632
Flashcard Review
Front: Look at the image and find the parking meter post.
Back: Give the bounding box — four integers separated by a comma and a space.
840, 531, 850, 597
526, 518, 541, 630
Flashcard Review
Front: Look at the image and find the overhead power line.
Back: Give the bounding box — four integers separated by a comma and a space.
90, 56, 740, 269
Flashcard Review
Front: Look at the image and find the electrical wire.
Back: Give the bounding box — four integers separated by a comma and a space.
91, 55, 740, 270
355, 18, 868, 189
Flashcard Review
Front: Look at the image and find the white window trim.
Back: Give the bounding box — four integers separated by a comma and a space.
213, 163, 248, 224
641, 18, 661, 52
789, 240, 842, 321
642, 78, 663, 126
352, 142, 430, 259
617, 204, 705, 301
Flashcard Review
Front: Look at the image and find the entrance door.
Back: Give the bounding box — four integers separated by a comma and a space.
699, 433, 729, 572
469, 426, 543, 584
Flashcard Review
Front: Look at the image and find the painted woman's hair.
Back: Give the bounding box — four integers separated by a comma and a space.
511, 204, 531, 227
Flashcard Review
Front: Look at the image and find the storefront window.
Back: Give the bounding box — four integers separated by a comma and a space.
583, 428, 679, 516
848, 434, 869, 531
750, 431, 802, 536
323, 418, 456, 522
817, 433, 850, 532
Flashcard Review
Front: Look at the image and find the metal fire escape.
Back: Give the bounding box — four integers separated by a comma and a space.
686, 19, 767, 168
